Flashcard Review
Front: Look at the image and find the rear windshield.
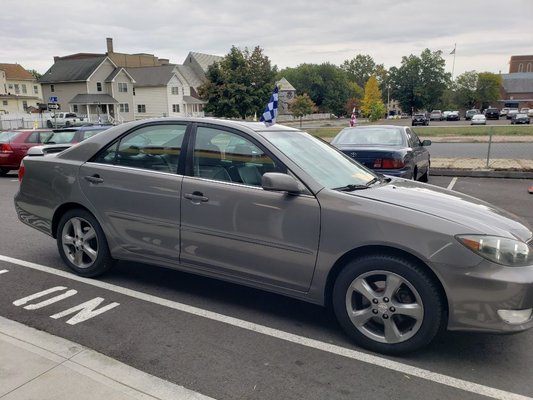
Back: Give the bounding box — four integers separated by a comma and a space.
0, 131, 20, 143
44, 131, 76, 144
333, 127, 405, 146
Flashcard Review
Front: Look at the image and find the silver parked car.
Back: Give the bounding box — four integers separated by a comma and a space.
15, 118, 533, 355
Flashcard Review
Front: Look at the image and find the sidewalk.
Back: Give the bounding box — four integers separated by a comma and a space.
426, 135, 533, 178
0, 316, 214, 400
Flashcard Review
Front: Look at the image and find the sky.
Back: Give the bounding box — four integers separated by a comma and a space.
2, 0, 532, 78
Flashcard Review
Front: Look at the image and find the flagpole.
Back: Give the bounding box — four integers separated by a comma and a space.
451, 43, 456, 81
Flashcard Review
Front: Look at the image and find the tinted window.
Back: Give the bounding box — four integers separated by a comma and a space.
93, 124, 186, 173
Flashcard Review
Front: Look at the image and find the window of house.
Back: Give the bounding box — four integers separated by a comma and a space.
97, 82, 102, 92
2, 100, 7, 106
518, 63, 524, 72
22, 84, 27, 94
73, 105, 78, 113
8, 84, 13, 90
133, 88, 136, 96
171, 87, 179, 95
119, 103, 129, 113
118, 83, 128, 93
33, 85, 39, 94
22, 101, 28, 110
137, 104, 146, 113
528, 63, 532, 73
172, 104, 180, 113
51, 84, 55, 92
14, 84, 20, 94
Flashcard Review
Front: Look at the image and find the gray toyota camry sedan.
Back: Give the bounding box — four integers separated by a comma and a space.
14, 118, 533, 355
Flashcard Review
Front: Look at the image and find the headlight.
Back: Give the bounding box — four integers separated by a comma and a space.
456, 235, 533, 267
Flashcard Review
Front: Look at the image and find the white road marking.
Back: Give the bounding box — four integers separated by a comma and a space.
0, 269, 8, 274
447, 177, 458, 190
51, 297, 120, 325
0, 254, 531, 400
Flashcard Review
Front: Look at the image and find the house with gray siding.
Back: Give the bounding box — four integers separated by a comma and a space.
38, 39, 222, 123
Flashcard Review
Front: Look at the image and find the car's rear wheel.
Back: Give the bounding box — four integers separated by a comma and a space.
332, 255, 445, 354
57, 209, 114, 277
46, 120, 53, 128
0, 168, 10, 176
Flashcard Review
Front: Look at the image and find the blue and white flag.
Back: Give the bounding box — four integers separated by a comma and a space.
260, 86, 279, 127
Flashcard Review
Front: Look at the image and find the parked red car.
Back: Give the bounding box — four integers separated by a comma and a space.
0, 129, 52, 175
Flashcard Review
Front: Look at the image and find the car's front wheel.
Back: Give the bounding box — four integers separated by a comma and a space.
57, 209, 114, 277
332, 255, 445, 354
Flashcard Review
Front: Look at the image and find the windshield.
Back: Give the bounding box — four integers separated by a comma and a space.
45, 131, 76, 143
0, 131, 19, 143
262, 130, 376, 189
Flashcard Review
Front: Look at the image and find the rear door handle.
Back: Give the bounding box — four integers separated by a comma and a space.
84, 175, 104, 184
184, 191, 209, 203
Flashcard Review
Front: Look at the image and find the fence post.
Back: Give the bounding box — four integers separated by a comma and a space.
485, 127, 493, 168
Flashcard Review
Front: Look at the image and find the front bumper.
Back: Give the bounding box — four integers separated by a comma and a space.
438, 259, 533, 333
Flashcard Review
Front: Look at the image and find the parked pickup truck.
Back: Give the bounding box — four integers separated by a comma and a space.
46, 112, 84, 128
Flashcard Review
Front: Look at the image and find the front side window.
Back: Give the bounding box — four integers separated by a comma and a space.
137, 104, 146, 113
96, 82, 102, 92
93, 124, 187, 174
193, 126, 284, 186
118, 83, 128, 93
264, 130, 375, 190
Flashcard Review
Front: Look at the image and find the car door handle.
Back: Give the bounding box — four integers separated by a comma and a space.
184, 192, 209, 203
84, 175, 104, 184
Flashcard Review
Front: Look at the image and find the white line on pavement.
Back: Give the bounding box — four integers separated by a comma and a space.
1, 254, 531, 400
447, 177, 458, 190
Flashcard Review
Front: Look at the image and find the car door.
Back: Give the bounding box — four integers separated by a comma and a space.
78, 123, 187, 263
406, 128, 429, 175
180, 124, 321, 292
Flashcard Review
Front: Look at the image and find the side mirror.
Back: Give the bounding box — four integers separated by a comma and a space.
261, 173, 302, 194
422, 139, 432, 146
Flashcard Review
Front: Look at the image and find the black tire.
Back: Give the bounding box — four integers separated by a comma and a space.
46, 120, 53, 128
419, 162, 430, 182
0, 167, 10, 176
332, 255, 445, 355
56, 209, 114, 277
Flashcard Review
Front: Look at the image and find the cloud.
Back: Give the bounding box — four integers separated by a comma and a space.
1, 0, 532, 76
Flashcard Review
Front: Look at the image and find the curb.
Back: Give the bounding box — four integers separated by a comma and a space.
432, 168, 533, 179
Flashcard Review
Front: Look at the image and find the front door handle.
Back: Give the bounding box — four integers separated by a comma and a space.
84, 175, 104, 184
184, 191, 209, 203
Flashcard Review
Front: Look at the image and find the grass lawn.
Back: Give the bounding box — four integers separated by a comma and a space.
302, 124, 533, 139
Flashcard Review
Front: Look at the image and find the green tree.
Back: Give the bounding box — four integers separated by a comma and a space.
361, 75, 386, 122
289, 94, 317, 127
29, 69, 42, 80
277, 63, 351, 116
198, 46, 277, 119
389, 49, 450, 113
454, 71, 479, 109
341, 54, 385, 88
476, 72, 502, 109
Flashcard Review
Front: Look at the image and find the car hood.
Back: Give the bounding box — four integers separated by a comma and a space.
351, 179, 532, 242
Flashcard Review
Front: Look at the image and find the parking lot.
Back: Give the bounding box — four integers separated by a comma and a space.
1, 172, 533, 400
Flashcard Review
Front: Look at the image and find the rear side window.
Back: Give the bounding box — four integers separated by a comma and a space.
92, 124, 187, 174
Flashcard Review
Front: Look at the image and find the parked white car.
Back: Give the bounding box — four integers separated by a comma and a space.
471, 114, 487, 125
46, 112, 85, 128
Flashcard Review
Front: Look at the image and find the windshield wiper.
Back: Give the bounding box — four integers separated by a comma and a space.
333, 184, 370, 192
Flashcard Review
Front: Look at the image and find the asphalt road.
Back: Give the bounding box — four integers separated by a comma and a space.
1, 171, 533, 400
